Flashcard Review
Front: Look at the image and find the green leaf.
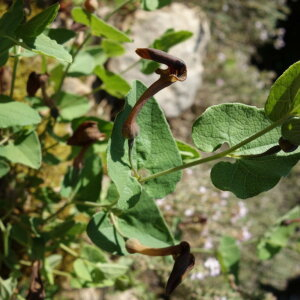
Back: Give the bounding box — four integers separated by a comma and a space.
211, 152, 300, 199
0, 131, 41, 169
0, 0, 23, 37
107, 80, 182, 209
257, 206, 300, 260
47, 28, 76, 44
0, 277, 17, 300
0, 51, 9, 67
94, 65, 130, 98
217, 236, 240, 278
265, 61, 300, 121
176, 140, 200, 162
44, 254, 62, 285
71, 8, 131, 42
0, 160, 10, 178
73, 154, 103, 206
87, 192, 174, 255
101, 39, 125, 57
23, 34, 72, 63
68, 51, 96, 76
281, 117, 300, 145
18, 3, 59, 38
192, 103, 300, 198
152, 29, 193, 51
119, 191, 175, 248
0, 37, 14, 54
96, 263, 128, 279
55, 92, 90, 121
60, 150, 102, 212
87, 211, 126, 255
140, 60, 160, 74
73, 258, 94, 282
192, 103, 279, 154
81, 244, 107, 263
141, 0, 171, 11
0, 100, 41, 128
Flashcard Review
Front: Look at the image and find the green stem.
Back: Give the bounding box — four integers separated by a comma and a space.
104, 0, 135, 21
109, 212, 128, 239
0, 135, 10, 146
10, 46, 20, 98
139, 116, 287, 183
73, 200, 109, 207
59, 243, 78, 257
83, 83, 103, 97
191, 247, 214, 254
120, 59, 141, 75
52, 269, 71, 277
56, 33, 92, 93
43, 202, 71, 223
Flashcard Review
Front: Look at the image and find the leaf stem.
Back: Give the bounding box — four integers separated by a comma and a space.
10, 46, 20, 98
59, 243, 78, 257
109, 212, 128, 239
83, 83, 103, 97
120, 59, 141, 75
104, 0, 135, 21
139, 116, 287, 183
56, 33, 92, 93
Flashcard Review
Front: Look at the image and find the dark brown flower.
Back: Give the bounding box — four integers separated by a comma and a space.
67, 121, 106, 147
122, 48, 187, 140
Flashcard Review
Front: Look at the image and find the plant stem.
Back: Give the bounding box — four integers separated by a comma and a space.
104, 0, 135, 21
10, 46, 20, 98
52, 269, 71, 277
83, 83, 103, 97
43, 202, 71, 223
120, 59, 141, 75
139, 116, 287, 183
191, 247, 214, 254
56, 33, 92, 93
60, 243, 78, 257
72, 200, 108, 207
0, 135, 10, 146
109, 212, 128, 239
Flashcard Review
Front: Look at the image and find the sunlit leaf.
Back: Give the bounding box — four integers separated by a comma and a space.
265, 61, 300, 121
71, 8, 131, 42
0, 131, 41, 169
0, 100, 41, 128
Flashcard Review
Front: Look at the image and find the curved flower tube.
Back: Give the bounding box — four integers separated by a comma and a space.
122, 48, 187, 140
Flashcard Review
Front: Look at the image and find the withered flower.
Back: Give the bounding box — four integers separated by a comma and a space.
26, 260, 45, 300
67, 121, 106, 147
165, 241, 195, 296
27, 72, 42, 97
278, 137, 298, 153
84, 0, 98, 12
125, 238, 194, 296
122, 48, 187, 140
67, 121, 106, 168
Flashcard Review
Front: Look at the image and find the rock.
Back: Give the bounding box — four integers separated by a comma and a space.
109, 3, 210, 117
62, 77, 93, 95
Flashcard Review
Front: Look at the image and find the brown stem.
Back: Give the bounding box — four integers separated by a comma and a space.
125, 238, 186, 256
122, 77, 173, 139
281, 218, 300, 226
